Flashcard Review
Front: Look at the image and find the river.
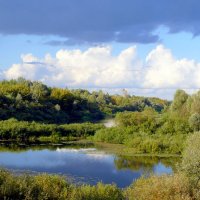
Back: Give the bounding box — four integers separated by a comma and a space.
0, 142, 178, 188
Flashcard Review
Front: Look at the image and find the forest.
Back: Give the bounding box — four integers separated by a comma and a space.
0, 78, 168, 123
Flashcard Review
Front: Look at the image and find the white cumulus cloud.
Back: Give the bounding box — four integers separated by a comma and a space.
144, 45, 200, 89
3, 46, 141, 88
3, 45, 200, 99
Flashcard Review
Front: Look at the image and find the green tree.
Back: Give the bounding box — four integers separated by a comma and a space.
170, 89, 189, 118
50, 88, 74, 111
187, 91, 200, 115
30, 82, 49, 102
188, 113, 200, 131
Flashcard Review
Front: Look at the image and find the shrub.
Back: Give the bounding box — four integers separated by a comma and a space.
93, 127, 127, 144
71, 183, 124, 200
0, 119, 104, 141
0, 169, 72, 200
125, 174, 192, 200
0, 169, 124, 200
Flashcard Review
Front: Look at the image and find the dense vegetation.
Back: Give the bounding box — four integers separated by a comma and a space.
126, 133, 200, 200
1, 133, 200, 200
0, 118, 103, 141
0, 78, 168, 123
0, 79, 199, 155
93, 89, 200, 154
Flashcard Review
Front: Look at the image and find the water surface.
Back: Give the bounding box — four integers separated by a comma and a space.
0, 143, 177, 188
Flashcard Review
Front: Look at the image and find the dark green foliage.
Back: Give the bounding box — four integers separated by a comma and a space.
0, 79, 169, 123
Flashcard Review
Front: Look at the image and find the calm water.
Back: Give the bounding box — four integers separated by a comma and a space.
0, 143, 177, 188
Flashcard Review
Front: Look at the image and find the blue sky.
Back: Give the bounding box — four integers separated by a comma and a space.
1, 0, 200, 99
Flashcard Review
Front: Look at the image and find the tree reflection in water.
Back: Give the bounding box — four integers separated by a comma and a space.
114, 155, 180, 173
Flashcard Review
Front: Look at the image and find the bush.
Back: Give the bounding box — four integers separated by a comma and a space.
0, 169, 199, 199
125, 174, 192, 200
93, 127, 186, 154
93, 127, 128, 144
71, 183, 124, 200
59, 123, 104, 137
0, 119, 104, 141
0, 169, 124, 200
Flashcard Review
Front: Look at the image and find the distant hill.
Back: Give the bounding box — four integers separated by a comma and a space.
0, 78, 169, 124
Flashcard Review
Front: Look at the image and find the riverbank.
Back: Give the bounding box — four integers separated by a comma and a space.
0, 133, 200, 199
94, 142, 182, 157
0, 168, 195, 200
0, 139, 182, 158
0, 116, 189, 155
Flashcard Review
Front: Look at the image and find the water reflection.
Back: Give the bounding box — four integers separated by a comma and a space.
114, 155, 179, 172
0, 143, 179, 188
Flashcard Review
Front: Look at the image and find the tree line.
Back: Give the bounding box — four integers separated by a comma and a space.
0, 78, 168, 123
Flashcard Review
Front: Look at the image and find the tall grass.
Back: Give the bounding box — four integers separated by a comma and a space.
0, 169, 199, 200
0, 169, 124, 200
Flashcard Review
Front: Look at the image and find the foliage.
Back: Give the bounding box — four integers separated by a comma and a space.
30, 81, 50, 102
171, 89, 189, 113
181, 132, 200, 186
0, 118, 104, 141
187, 91, 200, 115
123, 133, 200, 200
93, 127, 186, 154
0, 169, 124, 200
71, 183, 124, 200
125, 174, 192, 200
0, 169, 199, 200
0, 79, 169, 123
93, 105, 191, 154
188, 113, 200, 131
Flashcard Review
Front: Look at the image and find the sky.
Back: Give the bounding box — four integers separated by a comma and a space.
1, 0, 200, 99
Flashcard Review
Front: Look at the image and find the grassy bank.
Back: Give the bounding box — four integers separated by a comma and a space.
0, 169, 197, 200
0, 169, 124, 200
94, 142, 182, 157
